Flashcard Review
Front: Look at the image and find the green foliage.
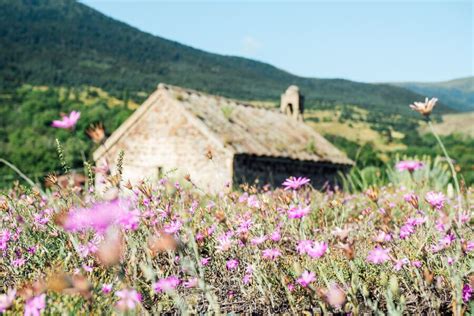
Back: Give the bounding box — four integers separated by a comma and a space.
0, 85, 132, 187
0, 169, 472, 314
0, 0, 455, 117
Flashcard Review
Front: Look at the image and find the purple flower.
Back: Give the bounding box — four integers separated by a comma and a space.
282, 176, 311, 190
440, 232, 456, 247
297, 271, 316, 287
425, 191, 446, 210
0, 229, 11, 252
395, 160, 424, 172
367, 246, 391, 264
102, 284, 113, 294
24, 294, 46, 316
462, 284, 473, 302
153, 276, 180, 293
288, 205, 310, 219
115, 289, 141, 311
262, 248, 281, 260
399, 224, 415, 239
51, 111, 80, 129
226, 259, 239, 270
0, 288, 16, 313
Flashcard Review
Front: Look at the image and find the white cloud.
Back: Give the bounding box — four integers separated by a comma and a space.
241, 36, 262, 55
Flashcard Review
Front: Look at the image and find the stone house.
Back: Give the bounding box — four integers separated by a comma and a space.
93, 83, 353, 192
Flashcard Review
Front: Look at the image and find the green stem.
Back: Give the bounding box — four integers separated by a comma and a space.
0, 158, 37, 188
427, 120, 462, 205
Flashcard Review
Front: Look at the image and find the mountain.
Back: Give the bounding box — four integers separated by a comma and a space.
392, 77, 474, 112
0, 0, 453, 116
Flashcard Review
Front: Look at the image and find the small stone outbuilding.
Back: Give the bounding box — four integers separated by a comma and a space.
93, 83, 353, 192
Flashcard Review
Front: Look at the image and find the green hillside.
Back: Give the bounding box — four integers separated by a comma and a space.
1, 0, 472, 187
0, 0, 453, 116
393, 77, 474, 112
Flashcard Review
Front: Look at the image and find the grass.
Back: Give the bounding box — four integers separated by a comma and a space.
420, 113, 474, 137
0, 156, 472, 314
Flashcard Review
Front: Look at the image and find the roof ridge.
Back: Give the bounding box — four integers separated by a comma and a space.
157, 83, 263, 109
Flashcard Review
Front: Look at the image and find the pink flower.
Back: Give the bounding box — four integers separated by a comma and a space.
237, 218, 253, 234
306, 241, 328, 259
251, 235, 267, 245
282, 176, 311, 190
102, 284, 113, 294
425, 191, 446, 210
226, 259, 239, 270
63, 199, 131, 233
200, 257, 211, 266
406, 216, 427, 226
51, 111, 81, 129
288, 205, 310, 219
270, 229, 281, 242
0, 229, 11, 251
216, 233, 233, 252
412, 261, 422, 268
153, 276, 180, 293
373, 231, 392, 243
395, 160, 424, 172
296, 240, 313, 254
367, 246, 391, 264
287, 283, 295, 292
399, 224, 415, 239
446, 257, 455, 265
119, 209, 141, 231
247, 195, 260, 208
24, 294, 46, 316
393, 258, 410, 271
465, 241, 474, 252
115, 289, 141, 311
243, 274, 252, 284
297, 271, 316, 287
0, 288, 16, 313
262, 248, 281, 260
440, 232, 456, 247
163, 220, 182, 234
13, 257, 26, 267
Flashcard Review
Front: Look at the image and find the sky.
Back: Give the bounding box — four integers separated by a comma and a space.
82, 0, 473, 83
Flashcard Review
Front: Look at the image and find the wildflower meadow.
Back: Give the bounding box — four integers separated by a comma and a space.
0, 99, 473, 315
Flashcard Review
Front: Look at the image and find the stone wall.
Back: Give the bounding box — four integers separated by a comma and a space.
232, 154, 348, 189
97, 98, 233, 193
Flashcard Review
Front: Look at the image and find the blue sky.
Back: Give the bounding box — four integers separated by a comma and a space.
82, 0, 473, 83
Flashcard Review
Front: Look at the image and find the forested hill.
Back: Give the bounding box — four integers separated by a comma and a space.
0, 0, 453, 115
393, 77, 474, 112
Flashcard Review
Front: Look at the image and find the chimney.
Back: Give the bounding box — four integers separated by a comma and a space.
280, 85, 304, 121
